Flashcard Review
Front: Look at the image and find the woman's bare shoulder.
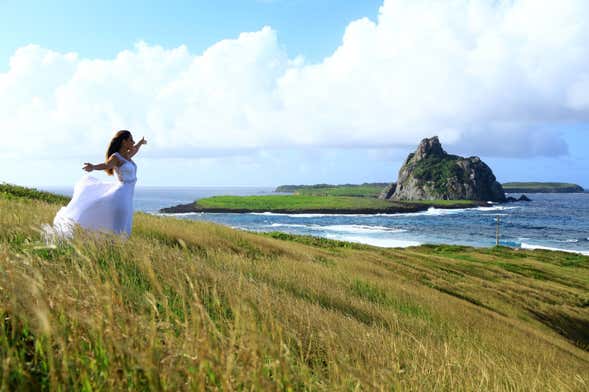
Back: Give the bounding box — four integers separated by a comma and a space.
107, 153, 122, 165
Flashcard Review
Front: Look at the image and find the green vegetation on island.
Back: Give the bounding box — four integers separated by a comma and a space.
1, 185, 588, 390
502, 182, 585, 193
199, 195, 393, 209
160, 194, 484, 214
275, 183, 388, 197
387, 137, 506, 202
410, 154, 465, 193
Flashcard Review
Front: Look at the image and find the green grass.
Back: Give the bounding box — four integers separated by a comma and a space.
411, 155, 465, 194
1, 185, 588, 390
194, 195, 482, 212
0, 182, 70, 204
196, 195, 397, 210
290, 184, 387, 197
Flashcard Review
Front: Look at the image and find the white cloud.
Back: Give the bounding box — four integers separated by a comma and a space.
1, 0, 588, 160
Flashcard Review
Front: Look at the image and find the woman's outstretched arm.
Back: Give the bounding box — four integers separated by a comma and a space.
83, 154, 119, 172
128, 137, 147, 158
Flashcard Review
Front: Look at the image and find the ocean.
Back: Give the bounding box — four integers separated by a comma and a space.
40, 186, 589, 255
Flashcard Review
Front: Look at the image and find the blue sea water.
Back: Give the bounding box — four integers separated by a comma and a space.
41, 186, 589, 255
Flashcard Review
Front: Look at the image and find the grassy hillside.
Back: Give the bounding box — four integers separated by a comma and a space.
1, 182, 70, 204
275, 183, 388, 197
502, 182, 585, 193
0, 186, 588, 390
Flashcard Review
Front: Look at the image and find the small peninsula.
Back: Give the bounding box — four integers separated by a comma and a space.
502, 182, 585, 193
159, 195, 485, 214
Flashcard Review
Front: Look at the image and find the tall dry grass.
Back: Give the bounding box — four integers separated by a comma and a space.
0, 194, 588, 390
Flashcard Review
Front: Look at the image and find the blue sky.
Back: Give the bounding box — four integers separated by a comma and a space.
0, 0, 588, 188
0, 0, 382, 67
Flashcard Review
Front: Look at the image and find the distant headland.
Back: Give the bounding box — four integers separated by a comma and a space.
502, 182, 585, 193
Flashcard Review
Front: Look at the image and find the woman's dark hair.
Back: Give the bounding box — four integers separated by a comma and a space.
105, 130, 131, 176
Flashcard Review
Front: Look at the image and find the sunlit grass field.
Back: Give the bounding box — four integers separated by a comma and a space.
196, 195, 396, 210
193, 195, 480, 212
1, 185, 588, 390
292, 184, 386, 197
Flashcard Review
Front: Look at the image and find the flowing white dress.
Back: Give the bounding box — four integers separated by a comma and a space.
51, 152, 137, 239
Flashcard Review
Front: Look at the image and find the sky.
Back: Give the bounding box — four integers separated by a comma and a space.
0, 0, 588, 188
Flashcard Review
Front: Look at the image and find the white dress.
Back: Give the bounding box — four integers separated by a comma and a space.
51, 152, 137, 239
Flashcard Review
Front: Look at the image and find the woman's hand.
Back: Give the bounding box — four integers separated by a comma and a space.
129, 137, 147, 158
83, 163, 94, 172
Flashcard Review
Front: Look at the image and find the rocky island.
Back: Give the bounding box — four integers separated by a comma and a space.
380, 136, 506, 202
160, 136, 504, 214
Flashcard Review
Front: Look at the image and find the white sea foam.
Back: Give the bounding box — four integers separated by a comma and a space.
383, 205, 518, 217
153, 212, 204, 217
268, 223, 309, 228
286, 213, 372, 218
268, 223, 406, 234
520, 243, 589, 256
375, 207, 467, 218
325, 234, 421, 248
321, 225, 406, 234
251, 212, 362, 217
252, 206, 490, 218
474, 206, 518, 212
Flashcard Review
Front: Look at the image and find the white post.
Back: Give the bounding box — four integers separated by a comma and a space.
495, 215, 500, 246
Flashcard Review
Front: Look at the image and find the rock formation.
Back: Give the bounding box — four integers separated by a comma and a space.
378, 183, 396, 200
382, 136, 506, 202
506, 194, 531, 202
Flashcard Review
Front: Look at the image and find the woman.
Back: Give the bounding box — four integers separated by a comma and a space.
51, 130, 147, 239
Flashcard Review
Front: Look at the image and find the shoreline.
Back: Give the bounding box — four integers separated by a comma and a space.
158, 200, 490, 214
153, 210, 589, 256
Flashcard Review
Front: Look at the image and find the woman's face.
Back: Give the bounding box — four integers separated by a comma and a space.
123, 135, 135, 150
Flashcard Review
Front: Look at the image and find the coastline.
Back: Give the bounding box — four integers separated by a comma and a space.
154, 193, 589, 256
158, 200, 489, 214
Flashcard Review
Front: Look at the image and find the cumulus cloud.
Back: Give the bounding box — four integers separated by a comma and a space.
1, 0, 588, 159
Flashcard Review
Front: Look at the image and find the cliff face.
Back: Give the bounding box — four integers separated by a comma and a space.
383, 137, 506, 202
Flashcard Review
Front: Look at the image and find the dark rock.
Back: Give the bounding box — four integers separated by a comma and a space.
505, 194, 532, 203
386, 136, 506, 202
378, 183, 396, 200
160, 202, 198, 213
